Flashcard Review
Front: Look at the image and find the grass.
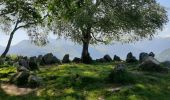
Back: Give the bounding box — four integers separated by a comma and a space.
0, 62, 170, 100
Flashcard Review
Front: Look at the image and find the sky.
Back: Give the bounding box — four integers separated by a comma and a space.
0, 0, 170, 46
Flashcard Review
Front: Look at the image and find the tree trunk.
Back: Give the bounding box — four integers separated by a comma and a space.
1, 31, 15, 57
81, 31, 92, 64
81, 41, 92, 64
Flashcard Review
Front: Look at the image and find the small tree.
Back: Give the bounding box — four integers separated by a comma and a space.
47, 0, 168, 63
0, 0, 44, 57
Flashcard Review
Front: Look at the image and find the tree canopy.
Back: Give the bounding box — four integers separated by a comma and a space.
0, 0, 46, 57
44, 0, 168, 63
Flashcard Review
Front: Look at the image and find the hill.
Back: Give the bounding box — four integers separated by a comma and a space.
0, 37, 170, 60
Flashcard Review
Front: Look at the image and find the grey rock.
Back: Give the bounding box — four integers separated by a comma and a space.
62, 54, 70, 63
72, 57, 81, 63
28, 75, 41, 88
139, 52, 149, 62
104, 54, 112, 62
113, 55, 121, 61
126, 52, 137, 63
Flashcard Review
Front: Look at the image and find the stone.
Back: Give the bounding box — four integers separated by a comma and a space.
113, 55, 121, 61
37, 55, 44, 65
28, 75, 41, 88
17, 66, 29, 72
139, 52, 149, 62
42, 53, 61, 65
51, 56, 61, 64
19, 59, 30, 69
115, 64, 126, 71
104, 55, 112, 62
72, 57, 81, 63
149, 52, 155, 57
29, 57, 39, 71
126, 52, 137, 63
139, 56, 165, 72
12, 71, 30, 86
42, 53, 54, 64
96, 58, 107, 63
62, 54, 70, 63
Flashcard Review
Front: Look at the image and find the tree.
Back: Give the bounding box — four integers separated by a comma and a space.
0, 0, 44, 57
46, 0, 168, 63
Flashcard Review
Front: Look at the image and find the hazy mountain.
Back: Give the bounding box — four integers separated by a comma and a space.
157, 48, 170, 62
0, 37, 170, 61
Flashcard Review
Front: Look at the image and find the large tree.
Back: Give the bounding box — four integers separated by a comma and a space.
45, 0, 168, 63
0, 0, 45, 57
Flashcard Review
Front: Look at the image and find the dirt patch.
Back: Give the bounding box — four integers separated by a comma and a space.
1, 84, 36, 96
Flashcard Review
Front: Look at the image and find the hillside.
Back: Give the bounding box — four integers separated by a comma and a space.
0, 63, 170, 100
157, 48, 170, 61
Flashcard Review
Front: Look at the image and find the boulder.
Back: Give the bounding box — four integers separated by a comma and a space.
28, 75, 41, 88
104, 55, 112, 62
149, 52, 155, 57
42, 53, 61, 65
29, 56, 39, 71
62, 54, 70, 63
126, 52, 137, 63
73, 57, 81, 63
19, 59, 30, 69
42, 53, 54, 64
113, 55, 121, 61
114, 64, 126, 71
52, 56, 61, 64
138, 56, 167, 72
12, 71, 30, 86
37, 55, 44, 65
139, 52, 149, 62
108, 64, 134, 84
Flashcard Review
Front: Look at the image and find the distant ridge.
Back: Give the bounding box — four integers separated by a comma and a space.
0, 37, 170, 61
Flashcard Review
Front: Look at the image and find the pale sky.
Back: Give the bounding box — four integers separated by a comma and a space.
0, 0, 170, 46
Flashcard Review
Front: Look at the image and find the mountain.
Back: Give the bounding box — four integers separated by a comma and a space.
157, 48, 170, 62
0, 37, 170, 61
0, 39, 141, 59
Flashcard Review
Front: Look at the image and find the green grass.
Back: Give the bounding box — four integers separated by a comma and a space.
0, 62, 170, 100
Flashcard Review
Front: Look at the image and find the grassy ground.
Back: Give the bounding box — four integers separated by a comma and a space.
0, 62, 170, 100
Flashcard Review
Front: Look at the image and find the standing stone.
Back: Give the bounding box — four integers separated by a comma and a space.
149, 52, 155, 57
139, 56, 163, 72
19, 59, 30, 70
139, 52, 149, 62
52, 56, 61, 64
103, 54, 112, 62
28, 75, 41, 88
42, 53, 54, 64
113, 55, 121, 61
13, 71, 30, 86
62, 54, 70, 63
29, 56, 39, 71
96, 58, 107, 63
73, 57, 81, 63
126, 52, 137, 63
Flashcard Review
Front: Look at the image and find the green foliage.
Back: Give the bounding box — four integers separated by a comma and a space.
47, 0, 168, 44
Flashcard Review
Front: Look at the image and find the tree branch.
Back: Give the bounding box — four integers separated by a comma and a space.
91, 32, 107, 44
